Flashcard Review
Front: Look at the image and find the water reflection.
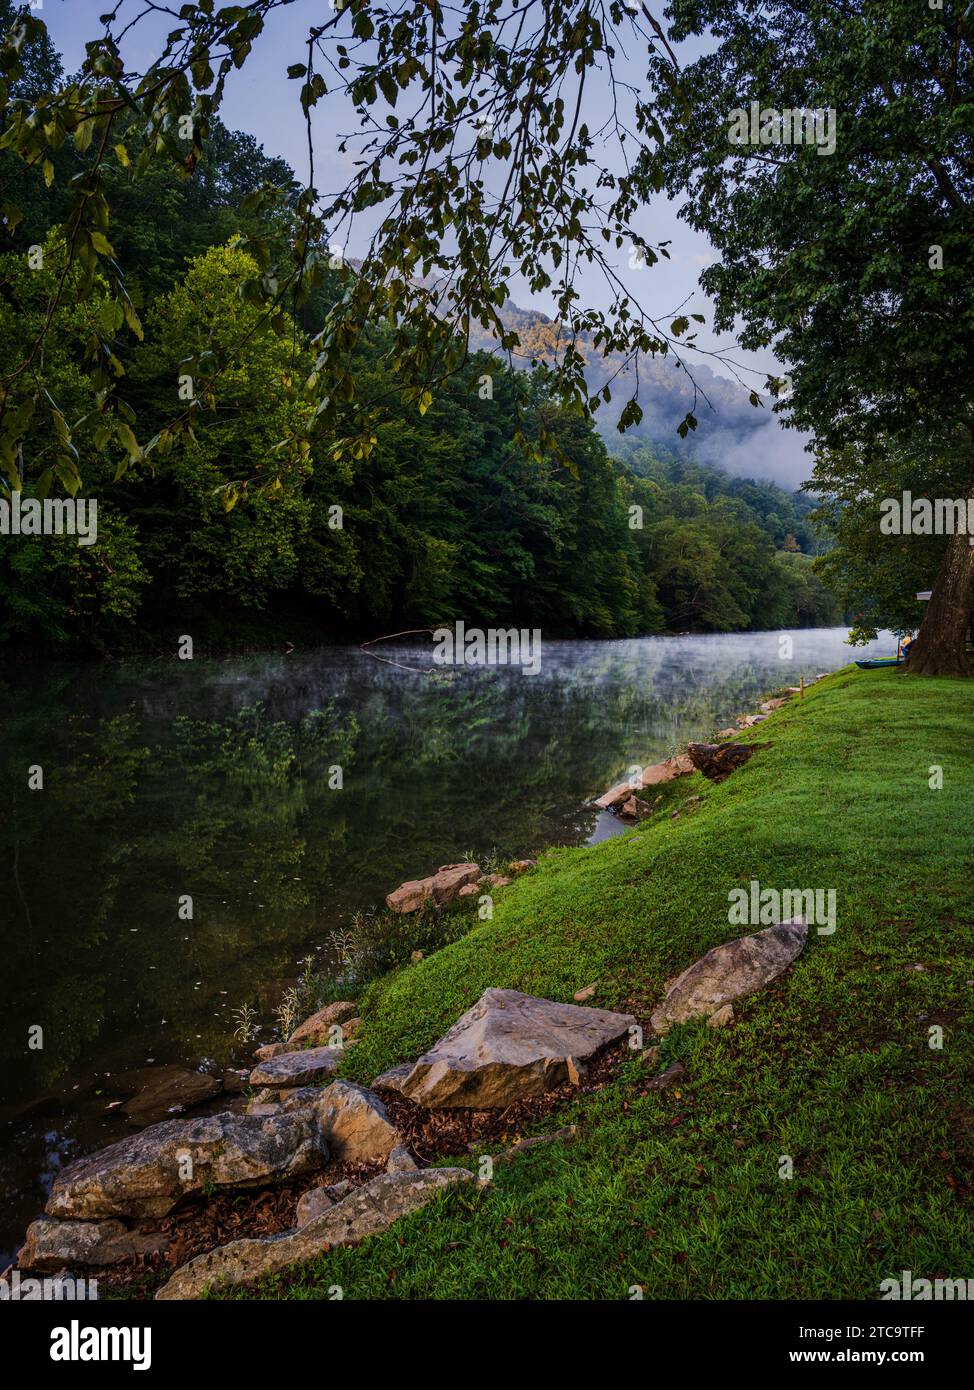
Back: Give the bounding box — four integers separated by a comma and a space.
0, 627, 890, 1258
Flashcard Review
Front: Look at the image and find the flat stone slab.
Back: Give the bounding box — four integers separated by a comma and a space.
155, 1168, 474, 1299
249, 1046, 343, 1088
594, 779, 635, 810
46, 1109, 327, 1220
18, 1218, 169, 1272
650, 919, 808, 1034
386, 987, 636, 1108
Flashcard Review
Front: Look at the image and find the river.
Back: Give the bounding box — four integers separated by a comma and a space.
0, 626, 892, 1260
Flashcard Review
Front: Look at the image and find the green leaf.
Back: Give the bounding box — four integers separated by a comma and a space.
117, 422, 141, 460
89, 231, 115, 257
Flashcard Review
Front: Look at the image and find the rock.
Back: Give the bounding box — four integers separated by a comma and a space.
121, 1067, 222, 1127
316, 1081, 399, 1163
221, 1069, 251, 1095
294, 1186, 334, 1227
47, 1109, 327, 1221
370, 1062, 413, 1093
322, 1180, 354, 1202
254, 1043, 288, 1062
760, 697, 789, 712
392, 987, 636, 1108
716, 727, 739, 740
619, 795, 650, 819
594, 779, 636, 810
385, 863, 481, 913
457, 883, 480, 898
640, 753, 694, 787
410, 950, 424, 962
430, 862, 482, 904
650, 919, 809, 1034
645, 1060, 687, 1091
288, 1001, 358, 1047
508, 859, 536, 874
385, 876, 434, 913
686, 741, 771, 783
279, 1087, 323, 1112
245, 1087, 279, 1114
573, 982, 598, 1002
155, 1169, 475, 1299
341, 1017, 362, 1039
708, 1004, 735, 1028
249, 1047, 343, 1089
386, 1144, 418, 1174
492, 1125, 577, 1164
18, 1218, 169, 1272
483, 874, 512, 888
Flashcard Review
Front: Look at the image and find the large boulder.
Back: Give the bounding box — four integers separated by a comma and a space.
316, 1081, 399, 1163
155, 1168, 474, 1299
249, 1046, 343, 1088
46, 1109, 327, 1221
383, 988, 636, 1108
650, 919, 809, 1034
18, 1218, 169, 1272
686, 741, 771, 782
385, 863, 481, 913
385, 876, 434, 913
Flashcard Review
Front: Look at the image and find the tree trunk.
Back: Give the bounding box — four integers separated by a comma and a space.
904, 496, 974, 676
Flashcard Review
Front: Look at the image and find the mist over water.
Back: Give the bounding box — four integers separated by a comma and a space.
0, 627, 892, 1260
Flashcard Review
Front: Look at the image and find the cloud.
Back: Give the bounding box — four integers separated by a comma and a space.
694, 416, 816, 490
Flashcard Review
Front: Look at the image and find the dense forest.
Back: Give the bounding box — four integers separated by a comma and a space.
0, 9, 840, 653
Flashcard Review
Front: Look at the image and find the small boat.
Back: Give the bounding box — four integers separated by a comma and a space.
855, 656, 903, 669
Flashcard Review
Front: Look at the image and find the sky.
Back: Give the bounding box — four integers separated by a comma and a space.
40, 0, 812, 488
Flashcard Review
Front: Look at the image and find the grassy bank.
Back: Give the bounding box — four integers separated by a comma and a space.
235, 668, 974, 1300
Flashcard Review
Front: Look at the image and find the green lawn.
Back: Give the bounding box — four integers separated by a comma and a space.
230, 668, 974, 1300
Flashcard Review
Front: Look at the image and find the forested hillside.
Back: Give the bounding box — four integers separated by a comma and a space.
0, 11, 839, 652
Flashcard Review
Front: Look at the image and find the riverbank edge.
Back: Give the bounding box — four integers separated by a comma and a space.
224, 664, 974, 1300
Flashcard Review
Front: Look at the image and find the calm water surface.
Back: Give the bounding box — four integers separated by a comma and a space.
0, 627, 892, 1259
